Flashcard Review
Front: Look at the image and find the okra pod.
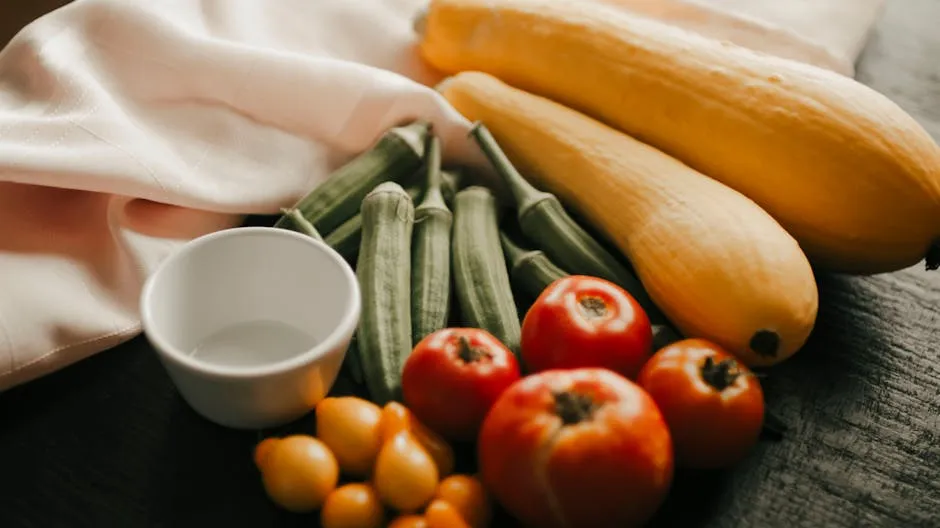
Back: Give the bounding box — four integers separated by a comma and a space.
452, 186, 521, 356
325, 185, 421, 262
325, 170, 461, 263
275, 121, 429, 234
355, 182, 415, 405
500, 227, 568, 300
470, 123, 662, 319
411, 136, 454, 344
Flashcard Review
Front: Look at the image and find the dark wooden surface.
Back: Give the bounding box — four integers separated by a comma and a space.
2, 1, 939, 527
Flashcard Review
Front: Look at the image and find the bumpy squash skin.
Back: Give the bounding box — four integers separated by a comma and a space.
418, 0, 940, 274
439, 71, 819, 367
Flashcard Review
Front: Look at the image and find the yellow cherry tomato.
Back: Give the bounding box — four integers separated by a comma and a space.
379, 402, 455, 477
379, 401, 412, 441
253, 437, 279, 469
387, 515, 429, 528
320, 483, 385, 528
425, 499, 472, 528
374, 431, 439, 512
316, 397, 384, 478
435, 475, 492, 528
258, 435, 338, 513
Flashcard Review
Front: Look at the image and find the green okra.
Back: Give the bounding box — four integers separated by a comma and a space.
275, 121, 429, 234
500, 226, 568, 301
324, 170, 461, 263
411, 136, 454, 344
470, 122, 683, 347
452, 186, 521, 356
355, 181, 415, 405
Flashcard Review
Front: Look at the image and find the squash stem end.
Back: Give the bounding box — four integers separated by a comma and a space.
926, 239, 940, 271
749, 330, 780, 359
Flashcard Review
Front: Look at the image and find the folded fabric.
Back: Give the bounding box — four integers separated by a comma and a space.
0, 0, 885, 391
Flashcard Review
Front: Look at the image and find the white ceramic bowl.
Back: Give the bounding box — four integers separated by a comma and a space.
140, 226, 360, 430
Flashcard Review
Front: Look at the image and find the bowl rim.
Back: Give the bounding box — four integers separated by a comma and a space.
139, 226, 361, 379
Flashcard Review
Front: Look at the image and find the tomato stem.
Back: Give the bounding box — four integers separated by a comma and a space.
456, 336, 491, 363
700, 356, 740, 392
553, 391, 598, 425
749, 329, 780, 358
577, 296, 608, 320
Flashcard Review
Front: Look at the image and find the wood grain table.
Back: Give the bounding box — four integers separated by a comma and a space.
1, 1, 938, 527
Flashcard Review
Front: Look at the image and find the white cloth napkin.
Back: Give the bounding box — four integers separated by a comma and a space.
0, 0, 885, 391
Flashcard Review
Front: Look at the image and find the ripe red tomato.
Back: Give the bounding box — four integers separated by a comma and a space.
521, 275, 653, 379
402, 328, 522, 441
478, 368, 674, 528
637, 338, 765, 469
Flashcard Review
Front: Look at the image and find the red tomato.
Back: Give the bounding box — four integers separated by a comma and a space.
520, 275, 653, 379
637, 338, 765, 469
402, 328, 522, 441
478, 368, 673, 528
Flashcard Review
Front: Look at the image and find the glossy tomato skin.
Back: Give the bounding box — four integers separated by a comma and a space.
521, 276, 653, 379
478, 368, 674, 528
402, 328, 522, 442
637, 338, 765, 469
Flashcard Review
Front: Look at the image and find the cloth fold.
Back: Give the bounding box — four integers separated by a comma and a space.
0, 0, 884, 390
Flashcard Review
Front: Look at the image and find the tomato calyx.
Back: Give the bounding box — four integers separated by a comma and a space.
456, 336, 492, 363
576, 296, 609, 320
699, 356, 742, 392
553, 391, 599, 425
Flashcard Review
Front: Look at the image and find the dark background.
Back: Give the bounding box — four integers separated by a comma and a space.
1, 1, 939, 527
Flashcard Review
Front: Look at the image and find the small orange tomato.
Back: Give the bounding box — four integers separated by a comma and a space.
374, 431, 440, 512
253, 437, 279, 469
380, 402, 455, 477
434, 475, 491, 528
379, 401, 413, 441
321, 483, 385, 528
637, 338, 765, 469
258, 435, 339, 513
425, 499, 472, 528
379, 401, 412, 442
387, 515, 429, 528
316, 397, 384, 477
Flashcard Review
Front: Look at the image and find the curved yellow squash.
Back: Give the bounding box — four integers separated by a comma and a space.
439, 71, 818, 366
418, 0, 940, 274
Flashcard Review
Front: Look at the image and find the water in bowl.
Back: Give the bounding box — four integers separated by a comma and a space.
189, 320, 318, 368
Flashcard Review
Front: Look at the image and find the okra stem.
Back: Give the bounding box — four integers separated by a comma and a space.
469, 122, 547, 212
278, 208, 323, 241
421, 136, 447, 210
500, 228, 568, 300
